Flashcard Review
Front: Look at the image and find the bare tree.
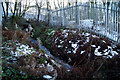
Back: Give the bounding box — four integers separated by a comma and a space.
45, 0, 51, 24
8, 0, 32, 17
35, 0, 44, 21
1, 0, 10, 19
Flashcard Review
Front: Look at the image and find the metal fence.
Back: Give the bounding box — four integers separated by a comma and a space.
49, 2, 120, 43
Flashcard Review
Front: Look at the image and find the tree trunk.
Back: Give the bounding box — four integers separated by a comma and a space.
6, 2, 9, 18
1, 2, 6, 18
19, 2, 21, 16
13, 2, 17, 18
37, 7, 40, 21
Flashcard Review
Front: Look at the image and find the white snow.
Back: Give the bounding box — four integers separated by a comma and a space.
45, 54, 49, 58
48, 30, 55, 35
86, 37, 90, 42
91, 45, 96, 47
85, 33, 90, 36
81, 45, 84, 46
69, 41, 72, 43
82, 32, 85, 35
71, 44, 77, 48
79, 19, 93, 28
104, 51, 109, 55
92, 35, 99, 38
58, 45, 63, 48
80, 51, 85, 54
64, 33, 68, 38
107, 55, 113, 59
43, 75, 52, 79
94, 52, 103, 56
47, 63, 54, 72
108, 46, 112, 49
71, 30, 76, 33
10, 44, 36, 57
94, 46, 103, 56
73, 47, 78, 54
60, 41, 64, 44
102, 40, 106, 43
67, 51, 71, 54
111, 51, 118, 55
103, 49, 108, 52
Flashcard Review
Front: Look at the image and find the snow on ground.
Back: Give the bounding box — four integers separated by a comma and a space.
51, 19, 119, 42
43, 75, 52, 79
79, 19, 93, 29
11, 44, 36, 57
52, 28, 119, 59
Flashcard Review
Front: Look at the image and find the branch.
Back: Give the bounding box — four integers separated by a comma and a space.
1, 2, 6, 17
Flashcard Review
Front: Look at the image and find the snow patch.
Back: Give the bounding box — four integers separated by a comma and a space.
71, 44, 77, 48
43, 75, 52, 79
91, 45, 96, 47
80, 51, 85, 54
85, 33, 90, 36
92, 35, 99, 38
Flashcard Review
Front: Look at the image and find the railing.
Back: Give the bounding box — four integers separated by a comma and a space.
49, 2, 120, 43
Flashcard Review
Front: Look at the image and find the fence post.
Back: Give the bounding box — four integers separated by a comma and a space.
62, 0, 64, 26
50, 11, 53, 26
0, 1, 2, 79
78, 2, 80, 25
0, 3, 1, 25
75, 0, 78, 23
105, 0, 108, 36
115, 4, 117, 41
117, 5, 119, 42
